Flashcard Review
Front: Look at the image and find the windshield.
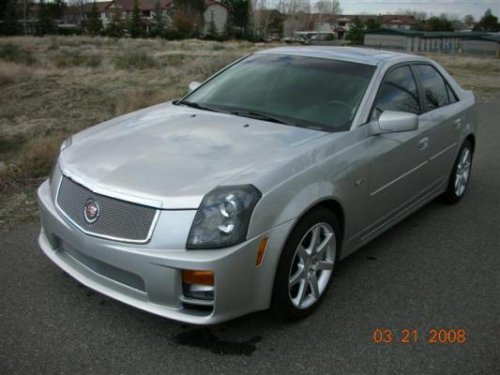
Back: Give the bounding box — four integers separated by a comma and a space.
180, 53, 375, 132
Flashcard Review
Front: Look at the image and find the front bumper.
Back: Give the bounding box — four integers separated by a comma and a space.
37, 179, 294, 324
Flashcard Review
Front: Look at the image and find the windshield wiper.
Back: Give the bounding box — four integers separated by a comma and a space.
230, 110, 297, 126
176, 100, 221, 113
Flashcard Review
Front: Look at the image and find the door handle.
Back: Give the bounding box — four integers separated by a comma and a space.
454, 118, 462, 129
418, 137, 429, 150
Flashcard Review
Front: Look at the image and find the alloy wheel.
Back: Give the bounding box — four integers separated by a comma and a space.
288, 222, 336, 310
454, 146, 472, 197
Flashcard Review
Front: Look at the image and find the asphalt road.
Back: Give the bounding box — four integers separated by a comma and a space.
1, 98, 499, 375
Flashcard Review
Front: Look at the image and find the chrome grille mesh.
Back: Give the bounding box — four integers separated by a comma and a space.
57, 176, 157, 242
63, 243, 146, 291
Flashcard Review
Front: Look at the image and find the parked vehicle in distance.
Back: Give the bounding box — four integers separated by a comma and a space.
37, 47, 476, 324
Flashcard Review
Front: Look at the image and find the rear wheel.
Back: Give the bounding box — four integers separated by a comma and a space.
272, 208, 340, 321
443, 140, 473, 203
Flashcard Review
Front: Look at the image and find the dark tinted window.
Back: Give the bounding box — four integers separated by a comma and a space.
372, 65, 420, 120
446, 84, 458, 104
414, 64, 450, 111
184, 54, 375, 132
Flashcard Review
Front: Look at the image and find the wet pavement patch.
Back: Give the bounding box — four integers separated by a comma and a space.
173, 327, 261, 356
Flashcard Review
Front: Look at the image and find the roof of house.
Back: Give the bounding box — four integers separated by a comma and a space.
105, 0, 173, 12
83, 1, 112, 13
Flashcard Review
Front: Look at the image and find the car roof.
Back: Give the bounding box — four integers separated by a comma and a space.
256, 46, 420, 66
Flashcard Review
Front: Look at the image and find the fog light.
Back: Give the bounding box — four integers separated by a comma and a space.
182, 270, 215, 301
183, 283, 214, 301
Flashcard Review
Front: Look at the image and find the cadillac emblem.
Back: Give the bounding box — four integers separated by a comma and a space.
84, 198, 100, 224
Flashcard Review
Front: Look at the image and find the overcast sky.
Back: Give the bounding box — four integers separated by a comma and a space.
315, 0, 500, 20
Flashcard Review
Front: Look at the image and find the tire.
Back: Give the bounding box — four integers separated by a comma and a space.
442, 140, 473, 204
272, 207, 341, 321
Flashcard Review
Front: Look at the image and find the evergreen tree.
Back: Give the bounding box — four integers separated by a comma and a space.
365, 16, 381, 31
130, 0, 142, 38
346, 16, 364, 45
474, 8, 500, 32
38, 0, 53, 35
222, 0, 251, 37
1, 0, 22, 35
87, 1, 102, 36
150, 0, 166, 37
106, 6, 124, 37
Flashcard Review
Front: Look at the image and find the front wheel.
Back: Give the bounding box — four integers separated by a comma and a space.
443, 140, 473, 204
272, 208, 340, 321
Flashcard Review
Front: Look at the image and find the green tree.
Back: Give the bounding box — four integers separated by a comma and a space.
38, 0, 54, 35
150, 0, 166, 37
172, 12, 195, 37
106, 6, 124, 37
129, 0, 142, 38
346, 16, 364, 45
87, 1, 102, 36
222, 0, 251, 37
426, 16, 453, 31
474, 8, 500, 32
365, 16, 381, 31
1, 0, 22, 35
49, 0, 66, 20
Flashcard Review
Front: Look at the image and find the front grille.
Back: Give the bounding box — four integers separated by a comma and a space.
63, 243, 146, 291
56, 176, 157, 242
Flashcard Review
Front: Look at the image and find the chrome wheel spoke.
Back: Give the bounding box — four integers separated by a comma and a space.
461, 149, 470, 166
309, 226, 320, 253
297, 244, 308, 260
296, 279, 308, 307
315, 232, 333, 258
454, 147, 472, 197
289, 266, 304, 288
308, 274, 320, 299
317, 259, 334, 271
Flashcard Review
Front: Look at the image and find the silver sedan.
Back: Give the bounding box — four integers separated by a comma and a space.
37, 47, 476, 324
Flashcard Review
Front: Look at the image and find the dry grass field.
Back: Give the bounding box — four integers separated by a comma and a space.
0, 36, 499, 228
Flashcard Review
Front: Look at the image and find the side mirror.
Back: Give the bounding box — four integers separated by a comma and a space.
188, 81, 201, 93
370, 110, 418, 135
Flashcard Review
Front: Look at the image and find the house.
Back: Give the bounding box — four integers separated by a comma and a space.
82, 0, 173, 28
285, 14, 417, 40
203, 0, 228, 35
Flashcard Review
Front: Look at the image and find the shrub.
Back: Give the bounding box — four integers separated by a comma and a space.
52, 48, 102, 68
0, 43, 36, 65
14, 134, 65, 180
0, 61, 33, 86
114, 51, 157, 70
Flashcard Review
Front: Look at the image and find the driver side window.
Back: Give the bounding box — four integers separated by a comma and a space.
371, 65, 421, 121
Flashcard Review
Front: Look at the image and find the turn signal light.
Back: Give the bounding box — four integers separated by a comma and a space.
256, 237, 269, 267
182, 270, 214, 286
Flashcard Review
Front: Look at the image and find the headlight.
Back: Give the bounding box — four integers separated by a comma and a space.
186, 185, 261, 249
50, 136, 72, 182
60, 136, 72, 151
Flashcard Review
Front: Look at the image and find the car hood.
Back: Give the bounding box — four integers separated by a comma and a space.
60, 103, 327, 209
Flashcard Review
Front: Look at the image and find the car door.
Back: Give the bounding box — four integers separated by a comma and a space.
412, 64, 463, 185
360, 64, 434, 240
